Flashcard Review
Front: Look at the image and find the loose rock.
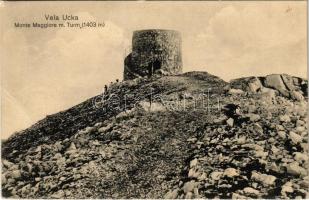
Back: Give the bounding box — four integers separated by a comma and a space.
289, 131, 302, 144
223, 168, 239, 178
251, 172, 276, 186
286, 162, 307, 177
226, 118, 234, 127
243, 187, 260, 196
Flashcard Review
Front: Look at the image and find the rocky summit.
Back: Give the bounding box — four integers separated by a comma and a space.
1, 71, 308, 199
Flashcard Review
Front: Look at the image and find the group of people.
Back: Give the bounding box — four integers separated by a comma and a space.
103, 79, 119, 94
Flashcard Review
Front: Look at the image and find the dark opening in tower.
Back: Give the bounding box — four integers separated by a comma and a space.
147, 60, 161, 77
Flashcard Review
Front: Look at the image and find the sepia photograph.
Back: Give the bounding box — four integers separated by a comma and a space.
1, 1, 308, 199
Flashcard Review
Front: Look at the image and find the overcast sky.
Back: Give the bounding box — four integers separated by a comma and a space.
1, 1, 307, 139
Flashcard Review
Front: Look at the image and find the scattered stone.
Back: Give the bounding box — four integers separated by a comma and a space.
255, 150, 268, 158
232, 193, 248, 199
92, 140, 100, 146
295, 126, 305, 133
286, 162, 307, 177
185, 192, 193, 199
290, 91, 304, 101
299, 176, 309, 188
10, 170, 22, 179
210, 171, 223, 181
271, 145, 280, 155
54, 141, 64, 152
2, 160, 14, 169
138, 101, 166, 112
294, 152, 309, 163
253, 123, 263, 135
281, 182, 294, 196
226, 118, 234, 127
35, 177, 41, 182
51, 190, 65, 199
188, 168, 199, 178
197, 172, 207, 181
183, 181, 196, 194
2, 174, 7, 185
35, 146, 42, 153
236, 136, 246, 145
223, 168, 239, 178
301, 131, 307, 137
296, 120, 305, 127
260, 87, 277, 100
268, 137, 275, 143
252, 182, 258, 189
193, 188, 199, 198
67, 142, 77, 151
7, 178, 15, 185
94, 122, 103, 128
243, 187, 260, 196
251, 172, 276, 186
228, 89, 244, 94
116, 111, 130, 119
214, 116, 227, 124
277, 131, 286, 139
289, 131, 302, 144
77, 127, 95, 136
247, 114, 261, 122
300, 143, 309, 152
187, 138, 197, 143
164, 189, 179, 199
98, 124, 113, 133
190, 158, 198, 168
276, 125, 285, 131
20, 184, 31, 196
270, 163, 281, 173
280, 115, 291, 123
248, 78, 263, 92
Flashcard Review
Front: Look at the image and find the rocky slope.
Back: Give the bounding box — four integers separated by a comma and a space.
1, 72, 308, 199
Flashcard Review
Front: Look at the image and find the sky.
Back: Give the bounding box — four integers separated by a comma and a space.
1, 1, 307, 139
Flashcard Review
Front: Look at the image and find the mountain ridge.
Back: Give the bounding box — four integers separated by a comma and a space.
2, 71, 308, 199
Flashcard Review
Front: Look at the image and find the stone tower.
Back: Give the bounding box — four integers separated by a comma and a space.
124, 29, 182, 80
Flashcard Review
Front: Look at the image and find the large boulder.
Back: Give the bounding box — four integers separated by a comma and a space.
229, 74, 307, 100
230, 76, 263, 92
263, 74, 289, 96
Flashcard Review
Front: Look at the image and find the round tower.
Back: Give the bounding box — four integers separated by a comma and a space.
124, 29, 182, 80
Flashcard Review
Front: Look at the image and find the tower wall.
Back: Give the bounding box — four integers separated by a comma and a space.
124, 29, 182, 80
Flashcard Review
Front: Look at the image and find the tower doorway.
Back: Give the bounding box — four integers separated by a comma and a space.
148, 60, 161, 77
